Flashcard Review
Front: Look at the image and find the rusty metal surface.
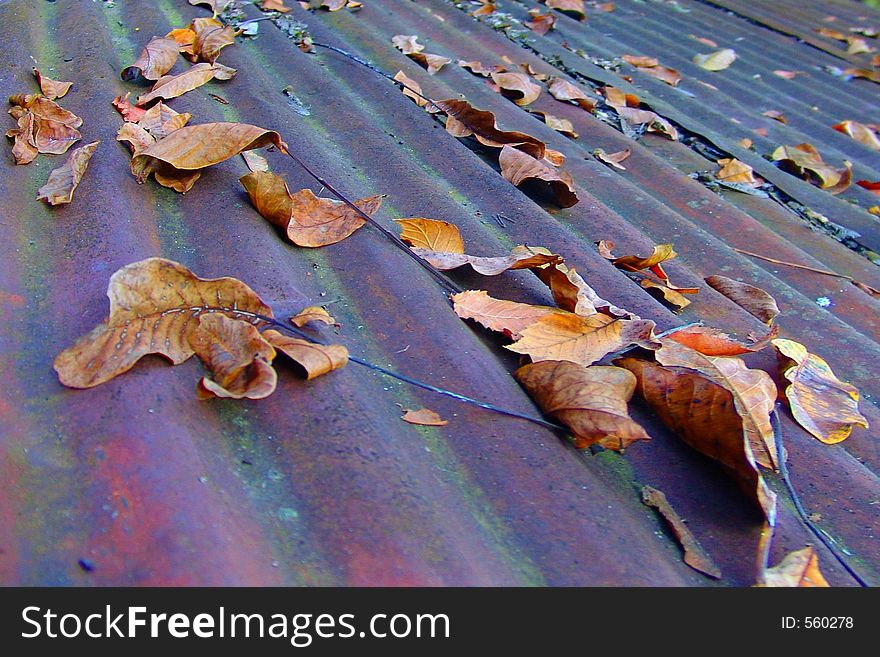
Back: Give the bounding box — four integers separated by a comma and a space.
0, 0, 877, 587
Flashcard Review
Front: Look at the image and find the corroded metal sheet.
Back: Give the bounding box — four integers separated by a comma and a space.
0, 0, 877, 587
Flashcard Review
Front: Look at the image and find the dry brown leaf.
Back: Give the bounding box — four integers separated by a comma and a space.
36, 141, 99, 206
618, 357, 777, 522
531, 111, 578, 138
738, 137, 753, 149
526, 10, 556, 35
491, 72, 542, 106
693, 48, 737, 71
641, 485, 722, 578
547, 77, 597, 111
391, 34, 424, 54
190, 17, 235, 64
499, 144, 578, 207
191, 314, 277, 400
116, 122, 155, 154
241, 149, 270, 172
451, 290, 564, 340
622, 54, 658, 68
602, 86, 640, 108
136, 62, 236, 106
112, 92, 147, 123
705, 275, 779, 324
458, 60, 501, 77
532, 261, 633, 318
240, 171, 382, 247
393, 71, 436, 112
408, 52, 452, 75
595, 2, 615, 11
132, 122, 285, 188
259, 0, 291, 11
315, 0, 348, 10
599, 240, 677, 280
543, 148, 566, 167
263, 329, 348, 380
54, 258, 272, 389
395, 218, 465, 253
832, 120, 880, 151
717, 158, 760, 185
32, 68, 71, 100
516, 361, 649, 450
640, 279, 691, 311
545, 0, 586, 20
121, 37, 179, 81
593, 148, 630, 170
7, 94, 82, 159
189, 0, 233, 14
138, 102, 192, 139
771, 143, 851, 193
166, 27, 197, 55
507, 312, 657, 366
665, 324, 778, 356
471, 2, 496, 17
290, 306, 336, 327
773, 70, 801, 80
615, 106, 678, 140
762, 110, 787, 124
843, 67, 880, 83
435, 99, 546, 159
621, 56, 681, 86
401, 408, 448, 426
773, 338, 868, 444
655, 339, 778, 470
413, 245, 562, 276
758, 547, 829, 587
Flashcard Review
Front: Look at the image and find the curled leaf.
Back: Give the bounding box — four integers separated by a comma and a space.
190, 17, 235, 64
771, 143, 851, 193
717, 158, 760, 185
525, 10, 556, 35
693, 48, 737, 71
36, 140, 99, 206
137, 63, 236, 106
435, 98, 546, 158
616, 106, 678, 140
531, 111, 578, 138
121, 37, 179, 81
705, 275, 779, 324
832, 120, 880, 151
546, 0, 586, 20
533, 261, 633, 318
8, 94, 82, 158
664, 324, 778, 356
262, 330, 348, 380
401, 408, 448, 426
290, 306, 336, 327
593, 148, 630, 170
32, 68, 71, 100
112, 92, 147, 122
499, 144, 578, 207
758, 547, 829, 587
393, 70, 436, 112
773, 338, 868, 444
458, 60, 501, 77
491, 71, 542, 106
412, 245, 562, 276
547, 77, 597, 111
451, 290, 564, 340
391, 35, 424, 54
516, 361, 649, 450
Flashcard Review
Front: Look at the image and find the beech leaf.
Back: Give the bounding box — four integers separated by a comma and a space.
263, 330, 349, 380
401, 408, 448, 426
36, 141, 99, 206
32, 68, 72, 100
451, 290, 565, 340
54, 258, 272, 389
121, 36, 179, 81
773, 338, 868, 444
516, 361, 649, 451
499, 144, 578, 208
705, 275, 779, 324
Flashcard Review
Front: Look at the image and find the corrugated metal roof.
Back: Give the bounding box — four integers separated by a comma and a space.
0, 0, 877, 586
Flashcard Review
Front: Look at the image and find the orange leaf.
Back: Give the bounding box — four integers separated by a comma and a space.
665, 324, 778, 356
547, 77, 597, 111
395, 218, 465, 253
190, 17, 235, 64
121, 36, 179, 81
401, 408, 448, 426
622, 54, 659, 68
773, 338, 868, 444
491, 71, 542, 106
259, 0, 291, 11
435, 98, 546, 159
36, 141, 99, 206
32, 68, 71, 100
191, 314, 278, 400
263, 330, 348, 380
451, 290, 564, 340
499, 144, 578, 207
705, 275, 779, 324
525, 10, 556, 35
112, 92, 147, 122
54, 258, 272, 389
507, 312, 657, 366
290, 306, 336, 327
515, 361, 649, 450
832, 120, 880, 151
758, 547, 829, 587
618, 357, 777, 522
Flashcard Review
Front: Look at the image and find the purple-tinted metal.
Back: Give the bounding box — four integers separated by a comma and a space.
0, 0, 876, 587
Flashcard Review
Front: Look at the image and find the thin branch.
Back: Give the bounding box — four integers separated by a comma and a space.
734, 247, 852, 280
770, 408, 870, 587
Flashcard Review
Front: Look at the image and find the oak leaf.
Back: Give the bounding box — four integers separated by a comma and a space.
36, 141, 99, 206
491, 72, 542, 106
507, 312, 657, 366
547, 77, 597, 111
773, 338, 868, 444
705, 275, 779, 324
191, 314, 278, 400
262, 330, 349, 380
136, 62, 236, 106
451, 290, 564, 340
516, 361, 649, 450
435, 99, 546, 159
664, 324, 778, 356
499, 145, 578, 208
290, 306, 336, 327
396, 218, 465, 253
693, 48, 737, 71
54, 258, 272, 389
618, 357, 777, 522
121, 37, 179, 81
401, 408, 448, 426
32, 68, 71, 100
758, 547, 829, 587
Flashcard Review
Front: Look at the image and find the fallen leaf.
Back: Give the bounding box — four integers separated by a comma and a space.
32, 68, 71, 100
758, 547, 829, 587
595, 2, 615, 11
690, 35, 718, 48
458, 60, 501, 76
547, 77, 597, 111
640, 279, 691, 310
121, 37, 179, 81
641, 485, 722, 578
598, 240, 679, 283
499, 145, 578, 207
401, 408, 448, 426
435, 99, 546, 159
290, 306, 336, 327
191, 314, 277, 400
314, 0, 347, 10
395, 218, 465, 253
857, 179, 880, 195
771, 143, 852, 193
693, 48, 737, 71
705, 275, 779, 324
602, 86, 640, 108
868, 205, 880, 216
507, 312, 657, 366
531, 111, 578, 138
773, 338, 868, 444
263, 329, 348, 380
36, 141, 99, 206
738, 137, 753, 149
471, 2, 496, 17
515, 361, 649, 450
7, 94, 82, 158
136, 62, 236, 106
116, 122, 155, 154
832, 120, 880, 151
189, 17, 235, 64
112, 92, 147, 122
451, 290, 564, 340
54, 258, 272, 388
593, 148, 630, 170
843, 67, 880, 83
391, 34, 424, 54
137, 101, 192, 139
622, 54, 658, 68
393, 70, 436, 112
410, 53, 451, 75
413, 245, 562, 276
241, 149, 270, 172
621, 55, 682, 86
533, 261, 633, 318
618, 357, 777, 522
259, 0, 291, 11
526, 10, 556, 35
240, 171, 382, 247
655, 339, 778, 469
616, 106, 679, 140
664, 324, 778, 356
166, 27, 197, 55
717, 158, 759, 185
545, 0, 586, 20
762, 109, 787, 124
189, 0, 233, 15
491, 71, 542, 106
773, 70, 801, 80
132, 123, 285, 189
